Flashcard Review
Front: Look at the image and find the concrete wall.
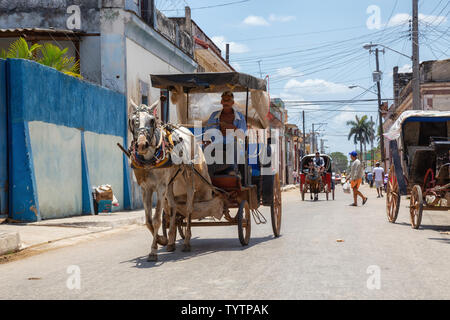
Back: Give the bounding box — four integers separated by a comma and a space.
5, 58, 130, 221
0, 0, 100, 33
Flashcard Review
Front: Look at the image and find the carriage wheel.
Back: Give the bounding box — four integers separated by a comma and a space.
271, 173, 282, 237
410, 185, 423, 229
237, 200, 251, 246
386, 164, 401, 223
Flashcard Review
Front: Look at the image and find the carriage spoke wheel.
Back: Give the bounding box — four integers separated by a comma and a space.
271, 173, 282, 237
237, 200, 251, 246
386, 165, 401, 223
410, 185, 423, 229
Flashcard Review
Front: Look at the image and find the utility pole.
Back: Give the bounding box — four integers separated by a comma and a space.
311, 124, 315, 153
412, 0, 421, 110
302, 110, 306, 156
257, 60, 263, 78
375, 48, 386, 171
370, 115, 374, 168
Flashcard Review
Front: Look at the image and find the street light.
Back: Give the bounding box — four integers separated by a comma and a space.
348, 85, 378, 96
363, 43, 412, 60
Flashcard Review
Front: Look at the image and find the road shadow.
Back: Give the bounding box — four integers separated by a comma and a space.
393, 222, 450, 244
122, 235, 275, 269
396, 222, 450, 232
428, 238, 450, 244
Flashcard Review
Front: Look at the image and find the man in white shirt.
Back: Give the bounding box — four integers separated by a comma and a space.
373, 162, 385, 198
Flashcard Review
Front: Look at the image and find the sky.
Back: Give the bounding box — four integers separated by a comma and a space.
157, 0, 449, 158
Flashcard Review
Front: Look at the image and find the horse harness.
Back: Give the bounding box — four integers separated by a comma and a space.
130, 123, 183, 170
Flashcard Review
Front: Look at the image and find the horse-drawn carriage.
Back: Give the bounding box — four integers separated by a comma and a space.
142, 72, 282, 251
384, 110, 450, 229
299, 154, 335, 201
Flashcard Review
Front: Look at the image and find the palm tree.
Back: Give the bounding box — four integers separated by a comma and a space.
0, 37, 41, 60
347, 115, 373, 161
1, 38, 81, 79
37, 43, 82, 79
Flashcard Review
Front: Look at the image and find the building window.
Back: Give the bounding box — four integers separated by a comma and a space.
140, 80, 149, 106
141, 0, 155, 27
160, 90, 170, 123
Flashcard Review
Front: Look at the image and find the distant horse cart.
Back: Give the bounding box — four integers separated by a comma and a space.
299, 154, 335, 201
384, 111, 450, 229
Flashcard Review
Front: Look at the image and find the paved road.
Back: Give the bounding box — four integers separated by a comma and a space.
1, 184, 450, 299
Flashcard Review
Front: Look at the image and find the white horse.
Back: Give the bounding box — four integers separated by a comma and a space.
128, 98, 221, 261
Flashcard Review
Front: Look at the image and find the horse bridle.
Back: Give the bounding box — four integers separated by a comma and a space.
130, 107, 157, 145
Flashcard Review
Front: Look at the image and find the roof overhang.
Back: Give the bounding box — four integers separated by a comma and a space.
0, 28, 95, 41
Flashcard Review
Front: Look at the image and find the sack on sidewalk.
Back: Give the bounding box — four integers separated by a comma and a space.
343, 181, 351, 194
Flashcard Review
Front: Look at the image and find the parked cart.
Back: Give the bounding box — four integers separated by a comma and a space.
384, 111, 450, 229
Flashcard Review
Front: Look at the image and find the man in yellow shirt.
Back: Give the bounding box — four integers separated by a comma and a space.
349, 151, 368, 206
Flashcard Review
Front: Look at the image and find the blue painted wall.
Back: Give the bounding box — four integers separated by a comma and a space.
6, 59, 131, 221
0, 59, 7, 215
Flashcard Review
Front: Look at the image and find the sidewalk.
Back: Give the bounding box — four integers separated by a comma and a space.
0, 209, 145, 256
0, 186, 298, 257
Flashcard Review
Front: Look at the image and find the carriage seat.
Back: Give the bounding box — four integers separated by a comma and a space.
407, 146, 434, 167
211, 175, 242, 191
407, 146, 436, 184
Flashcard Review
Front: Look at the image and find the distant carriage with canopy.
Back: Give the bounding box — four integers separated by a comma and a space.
299, 154, 335, 201
150, 72, 282, 244
384, 111, 450, 229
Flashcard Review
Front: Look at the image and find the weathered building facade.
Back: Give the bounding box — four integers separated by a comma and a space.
383, 59, 450, 168
0, 0, 199, 209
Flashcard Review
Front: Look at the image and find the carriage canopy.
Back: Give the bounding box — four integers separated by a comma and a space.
300, 154, 333, 173
150, 72, 270, 129
384, 110, 450, 141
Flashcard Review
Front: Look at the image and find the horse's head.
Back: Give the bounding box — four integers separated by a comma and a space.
129, 99, 160, 156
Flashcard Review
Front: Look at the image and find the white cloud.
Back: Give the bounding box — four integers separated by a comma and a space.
243, 15, 270, 26
398, 64, 412, 73
387, 13, 448, 27
211, 36, 250, 54
282, 78, 351, 97
275, 66, 303, 77
231, 62, 241, 71
269, 14, 296, 23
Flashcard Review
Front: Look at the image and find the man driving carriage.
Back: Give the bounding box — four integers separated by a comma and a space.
313, 151, 326, 174
204, 91, 247, 177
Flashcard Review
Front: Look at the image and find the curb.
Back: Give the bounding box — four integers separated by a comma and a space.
31, 216, 145, 229
0, 232, 21, 256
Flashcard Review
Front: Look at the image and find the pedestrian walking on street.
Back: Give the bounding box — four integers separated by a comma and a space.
348, 151, 367, 207
373, 162, 385, 198
367, 171, 374, 188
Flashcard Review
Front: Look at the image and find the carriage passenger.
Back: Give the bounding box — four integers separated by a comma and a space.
204, 91, 247, 176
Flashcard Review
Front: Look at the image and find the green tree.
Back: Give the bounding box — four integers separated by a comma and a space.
330, 152, 348, 173
37, 43, 82, 79
1, 38, 81, 79
0, 37, 41, 60
347, 115, 373, 161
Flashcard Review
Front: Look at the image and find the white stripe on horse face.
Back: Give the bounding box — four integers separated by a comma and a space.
139, 112, 147, 131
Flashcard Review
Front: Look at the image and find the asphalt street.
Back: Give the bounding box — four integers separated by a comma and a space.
1, 184, 450, 299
